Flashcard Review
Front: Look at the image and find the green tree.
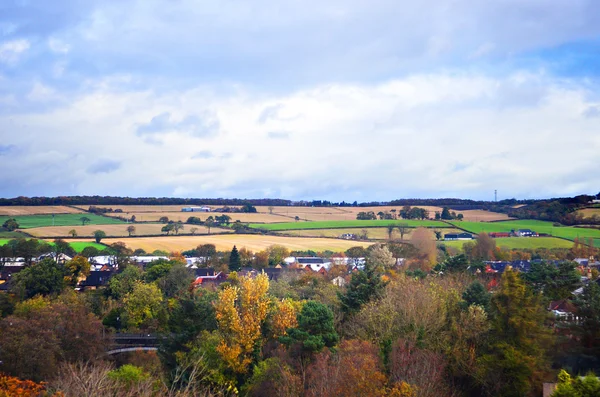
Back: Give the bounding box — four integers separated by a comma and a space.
434, 230, 442, 240
68, 229, 77, 237
436, 253, 469, 273
229, 245, 241, 272
241, 203, 257, 213
159, 216, 169, 223
478, 269, 554, 397
161, 223, 175, 235
2, 218, 19, 231
462, 281, 491, 313
552, 369, 600, 397
574, 282, 600, 353
93, 230, 106, 243
280, 300, 339, 353
205, 217, 215, 234
174, 221, 184, 234
523, 261, 580, 301
441, 207, 452, 220
11, 258, 66, 299
339, 261, 386, 315
122, 281, 166, 331
106, 265, 143, 300
79, 216, 91, 226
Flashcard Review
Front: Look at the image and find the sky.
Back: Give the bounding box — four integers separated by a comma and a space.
1, 0, 600, 202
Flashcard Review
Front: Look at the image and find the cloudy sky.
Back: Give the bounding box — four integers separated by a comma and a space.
1, 0, 599, 201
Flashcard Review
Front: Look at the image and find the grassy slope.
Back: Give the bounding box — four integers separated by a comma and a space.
450, 220, 600, 247
441, 237, 574, 250
0, 239, 105, 253
0, 213, 125, 229
249, 219, 449, 231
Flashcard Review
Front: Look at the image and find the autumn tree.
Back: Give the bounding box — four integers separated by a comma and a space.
368, 244, 396, 272
410, 227, 437, 271
64, 255, 91, 286
68, 229, 77, 237
270, 298, 299, 339
214, 273, 270, 374
305, 340, 408, 397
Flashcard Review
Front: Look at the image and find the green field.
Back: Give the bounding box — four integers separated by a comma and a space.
0, 239, 106, 253
441, 237, 574, 250
0, 213, 125, 229
450, 220, 600, 247
249, 219, 449, 231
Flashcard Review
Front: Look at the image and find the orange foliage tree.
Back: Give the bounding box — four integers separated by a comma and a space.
214, 273, 270, 374
0, 373, 63, 397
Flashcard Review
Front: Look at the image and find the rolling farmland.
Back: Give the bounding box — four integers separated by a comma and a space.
451, 220, 600, 247
25, 224, 232, 238
0, 213, 125, 229
104, 211, 288, 223
100, 235, 371, 253
442, 237, 574, 250
277, 227, 465, 240
250, 219, 449, 231
0, 206, 83, 216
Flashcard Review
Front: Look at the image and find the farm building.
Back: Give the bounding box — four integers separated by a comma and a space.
515, 229, 537, 237
181, 206, 211, 212
489, 232, 511, 238
444, 232, 474, 241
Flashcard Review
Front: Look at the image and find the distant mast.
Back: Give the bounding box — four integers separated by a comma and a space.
494, 189, 497, 202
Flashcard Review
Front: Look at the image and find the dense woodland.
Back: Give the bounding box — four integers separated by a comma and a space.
1, 231, 600, 396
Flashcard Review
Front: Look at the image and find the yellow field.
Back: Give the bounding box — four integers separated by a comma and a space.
103, 211, 287, 223
26, 224, 231, 238
98, 235, 371, 253
64, 204, 510, 223
0, 206, 83, 216
276, 227, 465, 240
458, 210, 512, 222
577, 208, 600, 218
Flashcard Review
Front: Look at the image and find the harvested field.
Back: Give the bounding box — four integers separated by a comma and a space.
0, 206, 83, 216
103, 211, 287, 223
100, 235, 371, 253
456, 210, 512, 222
72, 205, 191, 212
250, 219, 448, 231
276, 227, 464, 240
577, 208, 600, 218
25, 224, 232, 238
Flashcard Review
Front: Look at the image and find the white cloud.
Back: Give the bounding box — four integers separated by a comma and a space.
0, 39, 30, 65
48, 37, 70, 54
1, 71, 599, 200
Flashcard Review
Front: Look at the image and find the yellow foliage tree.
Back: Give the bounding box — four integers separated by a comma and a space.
214, 273, 270, 374
271, 298, 300, 338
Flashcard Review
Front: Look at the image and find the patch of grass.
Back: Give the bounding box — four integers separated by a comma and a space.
0, 238, 106, 253
0, 213, 125, 229
249, 219, 449, 231
450, 220, 600, 245
67, 241, 106, 252
441, 237, 574, 250
0, 230, 28, 238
